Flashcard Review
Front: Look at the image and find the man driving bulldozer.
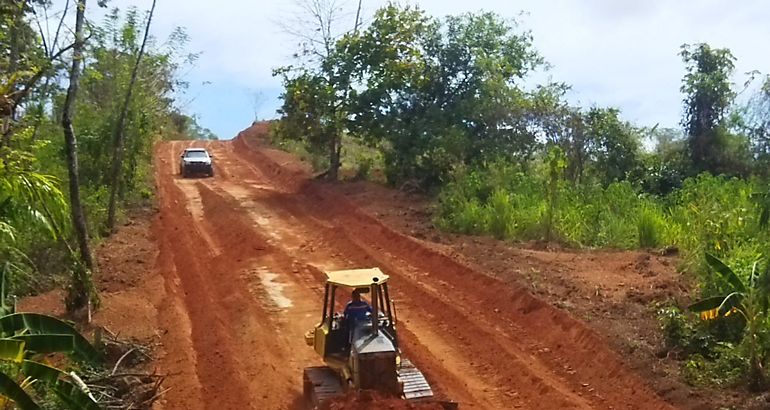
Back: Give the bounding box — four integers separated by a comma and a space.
343, 289, 372, 326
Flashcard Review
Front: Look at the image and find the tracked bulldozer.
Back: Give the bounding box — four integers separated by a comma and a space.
303, 268, 456, 409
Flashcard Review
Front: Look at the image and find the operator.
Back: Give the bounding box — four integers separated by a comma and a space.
343, 289, 372, 326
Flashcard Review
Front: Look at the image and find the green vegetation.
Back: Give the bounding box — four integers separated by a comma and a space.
1, 1, 209, 405
689, 254, 770, 390
274, 2, 770, 394
1, 1, 209, 311
0, 265, 102, 409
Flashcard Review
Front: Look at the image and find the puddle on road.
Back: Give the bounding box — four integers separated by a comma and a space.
257, 268, 293, 309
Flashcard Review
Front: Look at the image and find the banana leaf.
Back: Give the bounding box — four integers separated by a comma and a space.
0, 339, 25, 362
21, 360, 63, 385
13, 334, 75, 355
689, 295, 729, 312
0, 314, 101, 363
689, 292, 745, 321
22, 361, 101, 410
705, 253, 746, 293
0, 371, 40, 410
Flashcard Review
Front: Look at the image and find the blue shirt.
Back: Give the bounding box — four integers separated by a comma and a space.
344, 300, 372, 322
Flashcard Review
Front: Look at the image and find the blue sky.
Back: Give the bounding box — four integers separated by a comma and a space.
96, 0, 770, 140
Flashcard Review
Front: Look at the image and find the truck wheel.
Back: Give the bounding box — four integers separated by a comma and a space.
208, 168, 214, 177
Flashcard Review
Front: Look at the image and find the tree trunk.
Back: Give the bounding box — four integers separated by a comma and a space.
106, 0, 157, 233
328, 133, 340, 181
61, 0, 97, 314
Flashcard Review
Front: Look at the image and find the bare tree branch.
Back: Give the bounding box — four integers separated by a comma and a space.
276, 0, 358, 67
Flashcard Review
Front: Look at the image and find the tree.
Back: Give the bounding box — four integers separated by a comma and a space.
0, 0, 74, 147
60, 0, 97, 314
680, 43, 736, 174
106, 0, 157, 233
338, 5, 543, 186
639, 127, 691, 195
274, 0, 363, 181
740, 75, 770, 174
583, 107, 642, 185
274, 70, 344, 177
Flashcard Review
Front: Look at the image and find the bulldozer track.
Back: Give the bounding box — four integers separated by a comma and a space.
150, 125, 675, 410
398, 359, 434, 400
304, 367, 344, 404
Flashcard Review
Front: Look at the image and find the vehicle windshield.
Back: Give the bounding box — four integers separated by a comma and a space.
185, 150, 208, 159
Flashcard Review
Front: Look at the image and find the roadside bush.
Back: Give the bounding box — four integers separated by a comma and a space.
659, 306, 692, 351
666, 174, 760, 273
436, 196, 487, 235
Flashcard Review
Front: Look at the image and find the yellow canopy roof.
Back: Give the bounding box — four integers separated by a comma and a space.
326, 268, 389, 288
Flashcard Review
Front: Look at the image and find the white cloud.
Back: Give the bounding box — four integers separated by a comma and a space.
65, 0, 770, 137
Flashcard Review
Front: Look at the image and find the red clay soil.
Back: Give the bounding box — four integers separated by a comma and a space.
19, 208, 164, 344
320, 391, 445, 410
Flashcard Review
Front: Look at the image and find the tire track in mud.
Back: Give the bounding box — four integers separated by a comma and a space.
153, 136, 674, 410
155, 141, 317, 410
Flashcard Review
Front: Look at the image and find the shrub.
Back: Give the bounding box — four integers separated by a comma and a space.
638, 206, 665, 248
355, 157, 373, 180
659, 306, 692, 350
486, 189, 516, 240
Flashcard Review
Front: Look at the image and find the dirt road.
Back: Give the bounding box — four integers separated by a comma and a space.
152, 125, 674, 409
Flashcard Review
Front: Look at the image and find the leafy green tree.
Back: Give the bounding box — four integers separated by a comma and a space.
639, 127, 691, 195
338, 5, 543, 186
680, 43, 736, 174
273, 0, 363, 181
583, 107, 642, 185
0, 0, 200, 315
273, 69, 346, 179
166, 112, 218, 140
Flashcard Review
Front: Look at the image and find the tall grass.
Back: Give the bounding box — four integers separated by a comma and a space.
487, 189, 516, 239
638, 205, 665, 248
437, 165, 766, 278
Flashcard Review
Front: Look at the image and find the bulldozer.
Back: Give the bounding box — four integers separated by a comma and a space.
303, 268, 456, 409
